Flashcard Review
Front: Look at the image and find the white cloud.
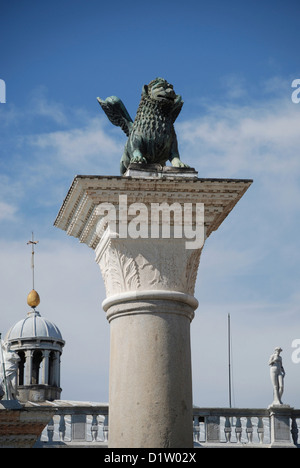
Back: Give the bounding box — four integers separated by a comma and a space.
220, 74, 248, 100
29, 86, 68, 125
30, 117, 122, 170
0, 95, 124, 225
0, 201, 17, 221
178, 95, 300, 229
1, 87, 123, 180
178, 96, 300, 178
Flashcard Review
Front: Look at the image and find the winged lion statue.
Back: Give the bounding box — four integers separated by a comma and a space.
97, 77, 189, 174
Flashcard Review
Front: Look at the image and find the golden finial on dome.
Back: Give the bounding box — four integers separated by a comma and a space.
27, 232, 40, 309
27, 289, 40, 308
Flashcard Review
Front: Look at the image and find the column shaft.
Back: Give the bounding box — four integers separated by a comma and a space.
105, 293, 196, 448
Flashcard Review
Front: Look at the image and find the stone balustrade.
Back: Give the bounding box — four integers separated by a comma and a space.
193, 407, 300, 447
193, 408, 270, 446
34, 401, 109, 447
34, 401, 300, 448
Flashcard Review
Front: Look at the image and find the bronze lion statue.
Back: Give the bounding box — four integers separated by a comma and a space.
97, 78, 189, 174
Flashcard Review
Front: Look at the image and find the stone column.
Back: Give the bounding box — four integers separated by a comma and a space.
25, 350, 33, 386
56, 353, 61, 388
54, 168, 252, 448
41, 350, 50, 385
97, 235, 200, 447
52, 351, 60, 387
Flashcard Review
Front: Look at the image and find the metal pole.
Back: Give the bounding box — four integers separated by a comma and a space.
228, 314, 232, 408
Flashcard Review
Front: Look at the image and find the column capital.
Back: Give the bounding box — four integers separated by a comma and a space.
54, 175, 252, 248
96, 235, 203, 301
54, 174, 252, 303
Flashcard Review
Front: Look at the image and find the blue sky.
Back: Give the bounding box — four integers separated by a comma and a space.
1, 0, 300, 409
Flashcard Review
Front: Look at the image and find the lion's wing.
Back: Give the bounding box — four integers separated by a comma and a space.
170, 95, 184, 123
97, 96, 133, 136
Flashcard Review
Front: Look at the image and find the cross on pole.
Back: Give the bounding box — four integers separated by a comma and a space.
27, 232, 39, 290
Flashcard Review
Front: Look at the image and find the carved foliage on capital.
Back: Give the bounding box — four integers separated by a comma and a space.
97, 237, 202, 298
185, 249, 202, 295
98, 240, 140, 297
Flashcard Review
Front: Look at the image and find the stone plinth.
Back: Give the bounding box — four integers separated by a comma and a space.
54, 169, 252, 447
269, 405, 296, 448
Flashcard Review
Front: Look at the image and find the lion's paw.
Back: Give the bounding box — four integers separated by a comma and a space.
131, 155, 147, 164
171, 157, 190, 168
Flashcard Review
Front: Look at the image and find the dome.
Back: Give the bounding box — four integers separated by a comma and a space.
5, 310, 64, 342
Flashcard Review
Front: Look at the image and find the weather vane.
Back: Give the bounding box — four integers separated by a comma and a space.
26, 233, 40, 310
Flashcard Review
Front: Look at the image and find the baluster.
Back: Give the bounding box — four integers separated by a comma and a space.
59, 414, 66, 441
103, 414, 109, 443
257, 417, 264, 444
246, 417, 253, 443
91, 414, 99, 441
291, 417, 299, 446
193, 416, 200, 443
235, 417, 242, 443
47, 417, 54, 443
224, 416, 232, 443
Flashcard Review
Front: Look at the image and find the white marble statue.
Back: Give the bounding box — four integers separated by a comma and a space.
269, 347, 285, 406
0, 341, 20, 400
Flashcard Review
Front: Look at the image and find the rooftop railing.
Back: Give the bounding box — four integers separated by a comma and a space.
32, 401, 300, 448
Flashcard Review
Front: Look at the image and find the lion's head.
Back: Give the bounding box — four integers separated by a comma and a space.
142, 78, 178, 105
